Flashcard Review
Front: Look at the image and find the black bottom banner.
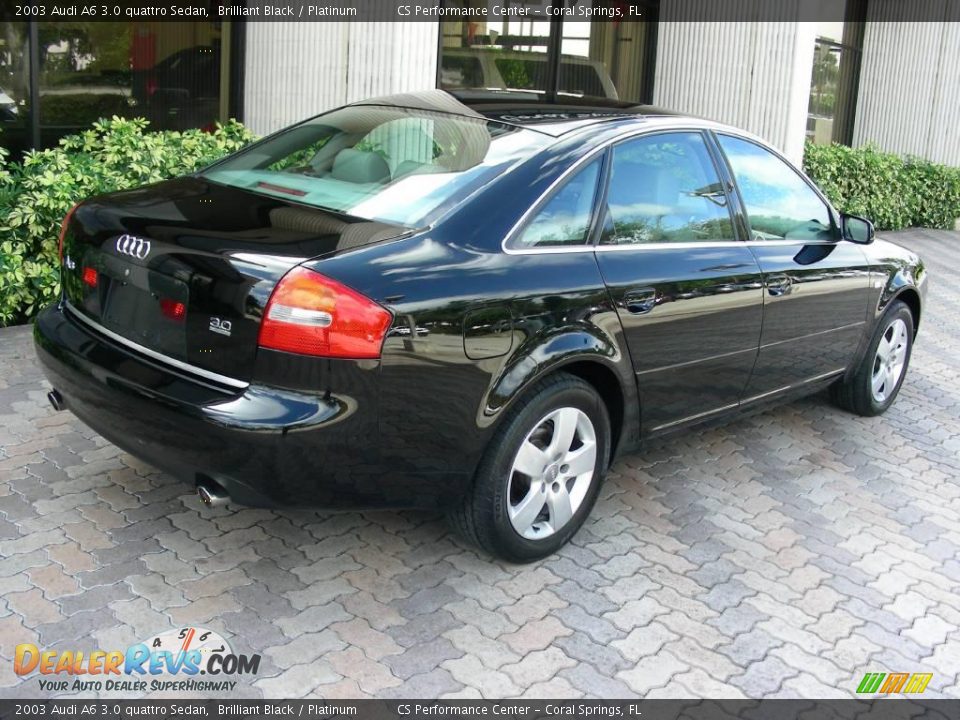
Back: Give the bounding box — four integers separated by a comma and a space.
1, 700, 958, 720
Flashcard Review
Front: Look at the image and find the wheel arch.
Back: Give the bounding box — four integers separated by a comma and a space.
890, 287, 921, 336
556, 358, 628, 460
481, 328, 639, 464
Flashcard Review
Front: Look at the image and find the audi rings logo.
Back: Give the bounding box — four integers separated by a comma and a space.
116, 234, 152, 260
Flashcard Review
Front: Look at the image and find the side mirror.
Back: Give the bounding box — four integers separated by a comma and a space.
841, 214, 875, 244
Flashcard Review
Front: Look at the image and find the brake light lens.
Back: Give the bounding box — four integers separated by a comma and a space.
58, 203, 80, 261
160, 298, 186, 322
258, 267, 392, 359
82, 267, 98, 287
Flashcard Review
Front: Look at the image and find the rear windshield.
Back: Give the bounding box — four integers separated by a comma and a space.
203, 105, 551, 227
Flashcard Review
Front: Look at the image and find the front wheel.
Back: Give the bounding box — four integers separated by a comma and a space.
831, 300, 914, 416
448, 373, 611, 563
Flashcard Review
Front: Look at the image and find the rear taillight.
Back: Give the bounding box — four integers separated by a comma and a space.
82, 267, 98, 287
258, 267, 392, 359
58, 203, 79, 261
160, 298, 186, 322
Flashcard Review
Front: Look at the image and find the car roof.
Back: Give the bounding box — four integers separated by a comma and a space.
347, 89, 767, 148
349, 89, 700, 138
452, 91, 686, 136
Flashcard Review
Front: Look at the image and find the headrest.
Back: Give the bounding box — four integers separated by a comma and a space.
331, 148, 390, 184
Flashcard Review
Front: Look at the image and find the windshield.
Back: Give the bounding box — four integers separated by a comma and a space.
203, 104, 552, 227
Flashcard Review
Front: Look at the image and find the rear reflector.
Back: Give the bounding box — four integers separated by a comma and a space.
160, 298, 186, 321
59, 203, 80, 261
258, 267, 391, 359
82, 267, 97, 287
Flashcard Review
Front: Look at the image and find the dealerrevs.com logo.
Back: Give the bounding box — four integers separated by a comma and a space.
15, 627, 261, 693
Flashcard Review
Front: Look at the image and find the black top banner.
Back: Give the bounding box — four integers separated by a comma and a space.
1, 0, 958, 22
1, 700, 959, 720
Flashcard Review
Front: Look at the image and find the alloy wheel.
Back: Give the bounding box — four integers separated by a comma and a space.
871, 317, 909, 404
506, 407, 597, 540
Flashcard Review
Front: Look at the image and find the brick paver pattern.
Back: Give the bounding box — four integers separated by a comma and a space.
0, 229, 958, 699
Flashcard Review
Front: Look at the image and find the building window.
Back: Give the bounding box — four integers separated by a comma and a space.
438, 0, 659, 104
0, 23, 29, 156
0, 19, 235, 157
806, 1, 866, 146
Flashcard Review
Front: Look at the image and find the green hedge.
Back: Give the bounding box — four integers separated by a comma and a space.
804, 141, 960, 231
0, 117, 255, 327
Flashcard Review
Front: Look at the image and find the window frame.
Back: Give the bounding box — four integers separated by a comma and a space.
711, 131, 842, 244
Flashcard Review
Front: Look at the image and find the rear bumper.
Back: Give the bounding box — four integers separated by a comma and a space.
33, 302, 458, 509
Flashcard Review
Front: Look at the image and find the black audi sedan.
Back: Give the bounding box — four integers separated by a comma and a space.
35, 90, 927, 561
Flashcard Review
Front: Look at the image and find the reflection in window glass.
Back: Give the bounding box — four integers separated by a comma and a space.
602, 133, 735, 245
440, 53, 484, 88
807, 40, 842, 143
805, 3, 865, 146
204, 104, 552, 227
438, 1, 654, 102
439, 2, 552, 96
558, 14, 654, 102
2, 21, 229, 154
514, 159, 601, 248
717, 135, 834, 241
0, 22, 29, 157
38, 22, 225, 144
494, 56, 548, 91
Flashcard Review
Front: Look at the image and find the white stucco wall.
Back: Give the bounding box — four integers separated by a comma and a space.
855, 1, 960, 166
653, 5, 817, 165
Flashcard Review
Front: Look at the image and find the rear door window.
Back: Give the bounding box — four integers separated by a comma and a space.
512, 158, 602, 249
601, 132, 736, 245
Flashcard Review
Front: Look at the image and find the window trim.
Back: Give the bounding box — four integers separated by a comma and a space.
711, 131, 842, 244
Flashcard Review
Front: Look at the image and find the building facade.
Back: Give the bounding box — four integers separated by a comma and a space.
1, 1, 957, 168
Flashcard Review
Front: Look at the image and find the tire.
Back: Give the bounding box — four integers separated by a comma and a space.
831, 300, 914, 417
448, 373, 611, 563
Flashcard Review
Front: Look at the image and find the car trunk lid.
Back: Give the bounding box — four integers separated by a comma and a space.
61, 177, 407, 384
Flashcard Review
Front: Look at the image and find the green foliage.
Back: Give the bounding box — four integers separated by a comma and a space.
804, 141, 960, 232
0, 117, 255, 326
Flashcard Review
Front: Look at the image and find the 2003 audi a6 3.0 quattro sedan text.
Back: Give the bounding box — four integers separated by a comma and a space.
35, 90, 927, 561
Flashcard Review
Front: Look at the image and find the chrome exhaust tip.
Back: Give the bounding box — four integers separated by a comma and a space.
47, 390, 65, 412
197, 480, 229, 507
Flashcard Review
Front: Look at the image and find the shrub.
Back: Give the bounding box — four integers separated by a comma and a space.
803, 141, 960, 232
0, 117, 255, 326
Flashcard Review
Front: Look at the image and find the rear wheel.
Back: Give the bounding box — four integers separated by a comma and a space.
449, 373, 611, 563
831, 301, 914, 416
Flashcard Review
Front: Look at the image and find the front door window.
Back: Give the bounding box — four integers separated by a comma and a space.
716, 134, 836, 241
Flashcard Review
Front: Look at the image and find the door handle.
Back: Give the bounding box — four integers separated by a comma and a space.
766, 275, 792, 297
623, 288, 658, 314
